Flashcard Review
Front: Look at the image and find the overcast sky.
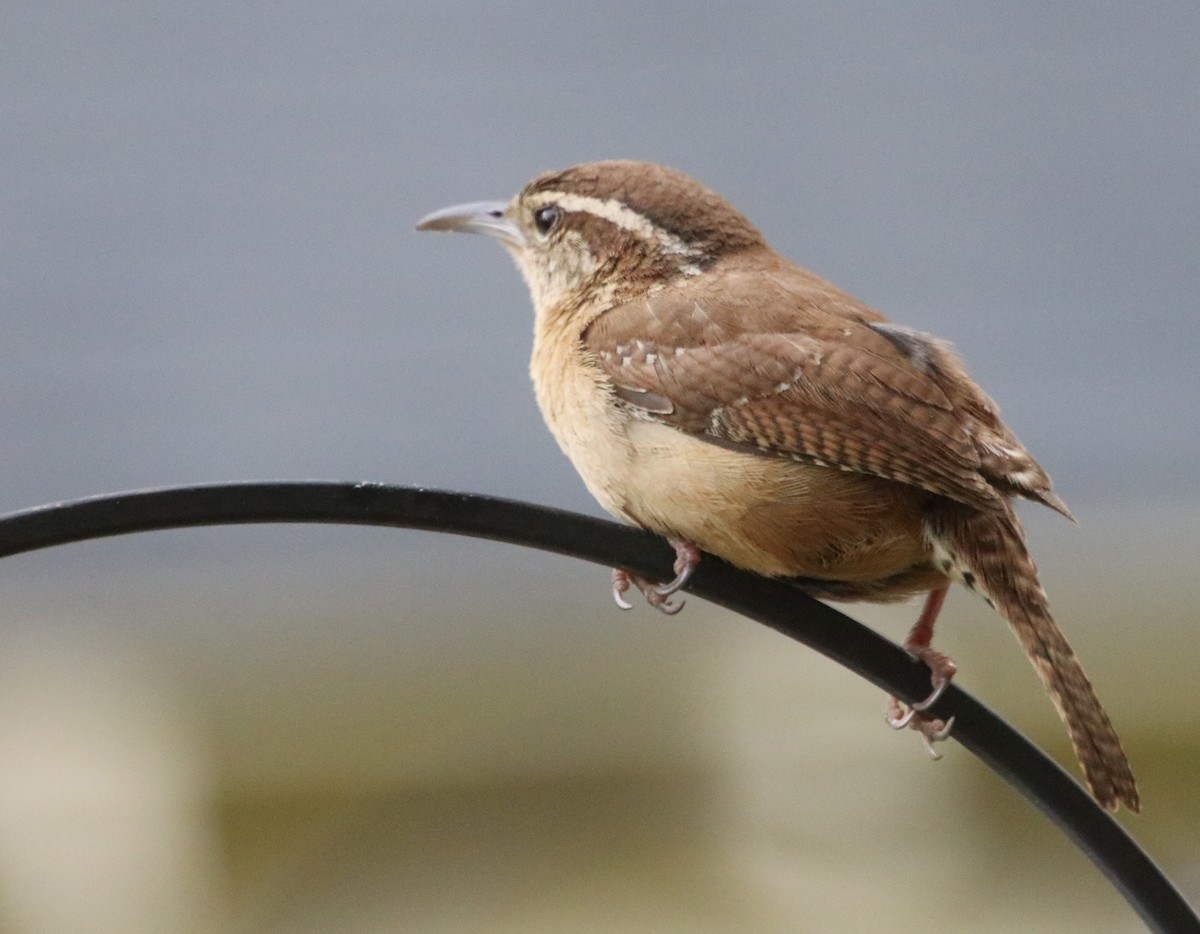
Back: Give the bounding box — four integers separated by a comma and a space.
2, 1, 1197, 536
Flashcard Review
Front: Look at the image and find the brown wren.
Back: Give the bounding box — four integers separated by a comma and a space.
417, 160, 1139, 813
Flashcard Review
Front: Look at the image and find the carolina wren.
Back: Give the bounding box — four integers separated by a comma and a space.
417, 160, 1139, 813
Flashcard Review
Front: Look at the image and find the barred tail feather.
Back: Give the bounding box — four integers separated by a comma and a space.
925, 501, 1139, 813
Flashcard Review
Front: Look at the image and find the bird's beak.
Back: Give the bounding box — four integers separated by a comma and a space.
415, 200, 525, 248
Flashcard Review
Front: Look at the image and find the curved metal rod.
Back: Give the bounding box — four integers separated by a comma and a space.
0, 482, 1193, 933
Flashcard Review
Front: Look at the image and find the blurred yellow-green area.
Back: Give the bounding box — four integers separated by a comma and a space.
0, 501, 1194, 932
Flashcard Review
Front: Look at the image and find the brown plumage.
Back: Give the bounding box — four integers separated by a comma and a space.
926, 499, 1136, 812
417, 159, 1139, 812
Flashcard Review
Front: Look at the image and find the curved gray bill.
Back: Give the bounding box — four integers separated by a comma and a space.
415, 200, 525, 248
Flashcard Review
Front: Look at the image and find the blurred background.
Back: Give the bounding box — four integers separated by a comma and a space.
1, 2, 1198, 931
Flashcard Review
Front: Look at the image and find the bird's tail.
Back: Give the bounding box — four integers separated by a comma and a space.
925, 500, 1139, 812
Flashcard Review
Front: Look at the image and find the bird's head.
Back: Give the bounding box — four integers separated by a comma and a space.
417, 160, 766, 322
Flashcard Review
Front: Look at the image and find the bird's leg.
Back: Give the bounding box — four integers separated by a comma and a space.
611, 539, 700, 616
903, 584, 957, 708
886, 584, 957, 755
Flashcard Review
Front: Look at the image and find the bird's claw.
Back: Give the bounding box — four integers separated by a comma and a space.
885, 648, 954, 730
919, 717, 955, 759
648, 593, 686, 615
614, 569, 686, 615
651, 541, 700, 598
610, 540, 699, 614
911, 674, 950, 712
903, 645, 957, 711
612, 569, 635, 610
886, 662, 956, 754
886, 703, 918, 730
886, 696, 956, 754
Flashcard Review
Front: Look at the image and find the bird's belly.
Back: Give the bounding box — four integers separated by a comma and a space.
614, 420, 935, 586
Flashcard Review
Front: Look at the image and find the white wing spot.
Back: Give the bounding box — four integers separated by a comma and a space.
1007, 467, 1041, 487
983, 439, 1024, 458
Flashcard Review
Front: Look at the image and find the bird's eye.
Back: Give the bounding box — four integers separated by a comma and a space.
533, 204, 561, 236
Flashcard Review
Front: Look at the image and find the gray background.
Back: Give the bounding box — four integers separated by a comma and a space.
0, 3, 1197, 931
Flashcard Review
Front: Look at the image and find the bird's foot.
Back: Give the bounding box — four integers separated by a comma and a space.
886, 697, 956, 759
611, 539, 700, 616
905, 643, 958, 711
885, 642, 958, 757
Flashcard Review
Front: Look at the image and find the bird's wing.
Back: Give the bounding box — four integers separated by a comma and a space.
584, 265, 1068, 517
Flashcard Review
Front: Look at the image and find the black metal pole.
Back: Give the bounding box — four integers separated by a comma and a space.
0, 482, 1193, 933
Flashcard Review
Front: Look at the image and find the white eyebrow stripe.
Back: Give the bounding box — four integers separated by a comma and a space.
536, 191, 698, 257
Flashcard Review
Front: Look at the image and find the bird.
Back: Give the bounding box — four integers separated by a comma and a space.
416, 159, 1139, 813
